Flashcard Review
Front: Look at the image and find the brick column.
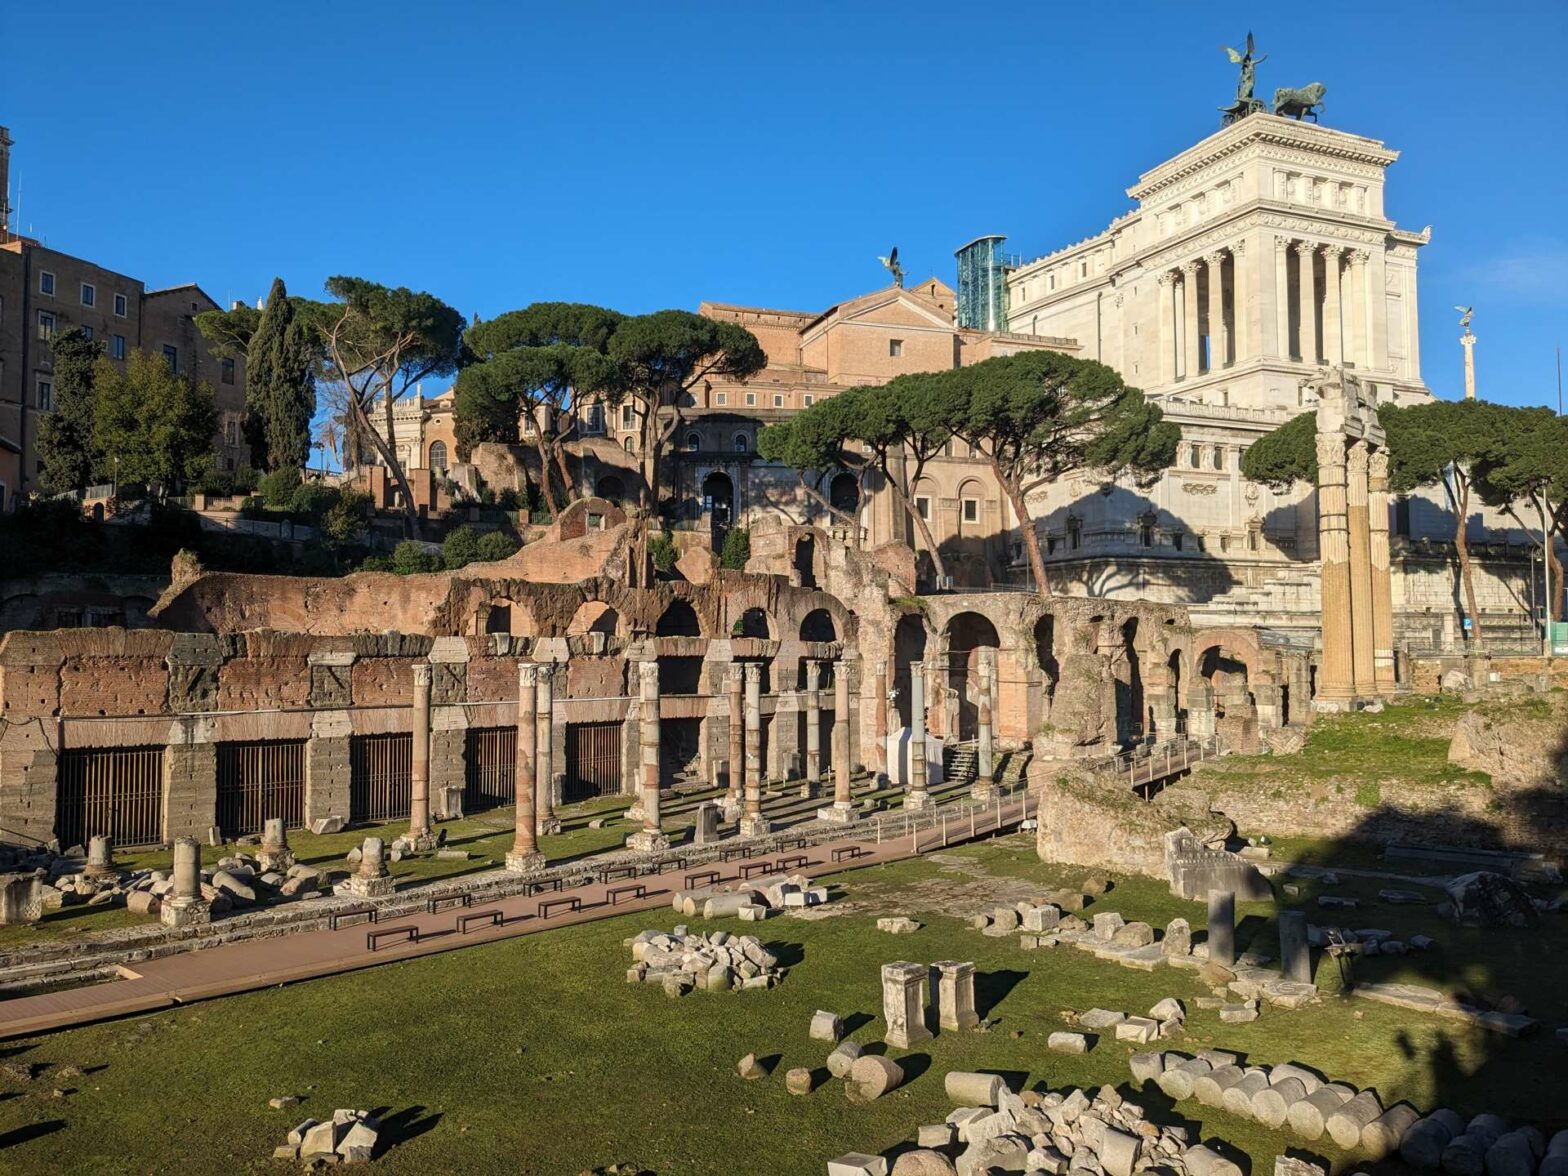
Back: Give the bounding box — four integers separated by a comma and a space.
803, 659, 822, 798
724, 663, 744, 821
163, 716, 217, 843
506, 663, 543, 872
1315, 431, 1356, 707
905, 662, 933, 810
535, 664, 561, 835
1369, 447, 1396, 690
407, 663, 435, 849
1347, 441, 1376, 698
739, 662, 770, 837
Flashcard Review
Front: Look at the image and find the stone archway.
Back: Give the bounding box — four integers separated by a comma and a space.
944, 611, 1000, 742
566, 600, 619, 636
655, 598, 702, 637
800, 608, 837, 644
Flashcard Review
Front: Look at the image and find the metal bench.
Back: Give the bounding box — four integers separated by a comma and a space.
456, 908, 503, 934
685, 870, 722, 890
740, 860, 779, 880
655, 855, 687, 874
831, 845, 868, 864
778, 854, 809, 872
527, 877, 563, 896
779, 835, 809, 850
598, 863, 639, 884
607, 883, 648, 906
329, 905, 378, 931
366, 924, 418, 951
720, 846, 752, 862
425, 892, 472, 915
538, 895, 582, 919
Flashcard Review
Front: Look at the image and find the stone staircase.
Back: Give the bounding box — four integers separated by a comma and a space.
944, 743, 978, 784
1187, 565, 1321, 630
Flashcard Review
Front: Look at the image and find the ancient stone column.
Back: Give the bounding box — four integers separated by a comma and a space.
1315, 431, 1356, 707
1181, 261, 1201, 380
1347, 441, 1376, 698
535, 663, 560, 835
881, 961, 933, 1048
408, 662, 435, 849
873, 667, 890, 785
506, 663, 544, 872
1204, 252, 1227, 370
740, 662, 770, 837
1322, 247, 1345, 366
1368, 448, 1396, 691
1274, 238, 1292, 358
930, 960, 980, 1031
1207, 889, 1236, 968
1295, 243, 1319, 364
725, 663, 744, 821
1280, 909, 1312, 984
1156, 272, 1177, 384
1348, 250, 1370, 367
346, 836, 395, 897
628, 659, 670, 852
159, 837, 211, 927
84, 834, 117, 879
803, 659, 822, 798
258, 817, 294, 873
828, 660, 854, 820
973, 649, 997, 803
1185, 682, 1217, 740
905, 662, 932, 811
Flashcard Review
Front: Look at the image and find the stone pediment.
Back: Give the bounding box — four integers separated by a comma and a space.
803, 288, 955, 340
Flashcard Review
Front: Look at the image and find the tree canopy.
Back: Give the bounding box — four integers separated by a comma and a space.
244, 278, 317, 471
36, 328, 102, 494
92, 350, 218, 494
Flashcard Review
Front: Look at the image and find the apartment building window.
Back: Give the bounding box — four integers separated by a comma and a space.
113, 292, 128, 317
889, 339, 903, 358
221, 357, 235, 385
716, 392, 727, 406
36, 379, 53, 411
744, 392, 756, 406
803, 394, 813, 407
915, 496, 931, 521
772, 394, 783, 408
39, 271, 55, 296
80, 283, 96, 308
111, 334, 126, 359
162, 344, 178, 371
37, 310, 56, 339
1067, 518, 1082, 550
962, 499, 979, 523
621, 404, 634, 428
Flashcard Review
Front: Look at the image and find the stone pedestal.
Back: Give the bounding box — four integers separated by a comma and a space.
84, 834, 117, 879
504, 849, 545, 873
1207, 889, 1236, 968
0, 876, 42, 926
816, 802, 857, 825
257, 817, 295, 873
931, 960, 979, 1031
694, 802, 721, 846
344, 836, 395, 898
881, 961, 933, 1049
626, 828, 672, 853
739, 814, 773, 838
1280, 909, 1312, 983
160, 836, 210, 927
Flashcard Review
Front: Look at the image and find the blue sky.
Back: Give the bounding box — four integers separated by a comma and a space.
3, 1, 1564, 407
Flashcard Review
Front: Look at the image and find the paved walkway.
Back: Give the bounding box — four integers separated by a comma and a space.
0, 796, 1028, 1040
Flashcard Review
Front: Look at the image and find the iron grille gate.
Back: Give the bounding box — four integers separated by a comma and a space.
216, 740, 306, 837
565, 721, 621, 803
350, 733, 412, 823
465, 726, 515, 812
56, 746, 165, 849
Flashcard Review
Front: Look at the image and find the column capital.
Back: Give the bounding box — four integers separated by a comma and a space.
1230, 238, 1246, 257
1368, 446, 1389, 484
534, 661, 556, 683
1346, 438, 1370, 476
1156, 270, 1178, 287
727, 661, 745, 688
1315, 432, 1346, 470
413, 662, 432, 687
1180, 259, 1201, 277
1349, 248, 1371, 267
517, 662, 538, 688
1293, 241, 1318, 258
638, 658, 659, 689
743, 661, 760, 685
1274, 236, 1292, 255
1203, 250, 1226, 267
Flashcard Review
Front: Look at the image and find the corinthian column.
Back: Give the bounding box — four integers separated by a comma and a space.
1295, 243, 1319, 364
1368, 447, 1396, 690
739, 663, 771, 837
627, 659, 669, 852
905, 662, 933, 811
407, 663, 435, 850
1346, 441, 1376, 698
506, 663, 543, 872
803, 659, 822, 798
1156, 272, 1177, 384
724, 663, 744, 820
1204, 252, 1228, 370
1274, 238, 1291, 359
1315, 430, 1355, 707
1181, 262, 1201, 379
1231, 240, 1249, 362
1322, 247, 1345, 367
535, 663, 560, 835
1348, 250, 1370, 368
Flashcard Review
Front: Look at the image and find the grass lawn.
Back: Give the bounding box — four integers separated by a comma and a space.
0, 836, 1559, 1175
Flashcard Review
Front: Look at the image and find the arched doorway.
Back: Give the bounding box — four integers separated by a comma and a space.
892, 613, 929, 728
735, 607, 772, 640
655, 599, 702, 637
945, 611, 1001, 741
703, 471, 734, 544
829, 472, 860, 518
799, 608, 837, 644
595, 475, 625, 502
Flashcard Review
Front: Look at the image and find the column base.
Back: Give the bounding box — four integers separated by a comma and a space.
884, 1027, 935, 1050
816, 802, 858, 825
625, 829, 671, 853
401, 832, 438, 854
83, 864, 120, 881
505, 850, 546, 874
903, 790, 935, 812
536, 817, 563, 837
739, 815, 773, 838
257, 847, 295, 874
970, 783, 998, 805
342, 874, 396, 898
1311, 695, 1357, 714
159, 898, 210, 927
720, 798, 743, 823
625, 801, 647, 823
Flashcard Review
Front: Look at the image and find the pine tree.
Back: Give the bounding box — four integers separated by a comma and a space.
245, 277, 316, 471
35, 328, 102, 494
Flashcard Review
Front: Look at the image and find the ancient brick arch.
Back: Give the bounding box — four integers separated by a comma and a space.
1185, 627, 1263, 682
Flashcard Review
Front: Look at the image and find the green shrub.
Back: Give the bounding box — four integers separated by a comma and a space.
647, 532, 679, 572
392, 540, 442, 575
258, 467, 302, 509
441, 525, 482, 570
357, 554, 395, 573
319, 491, 371, 547
287, 481, 338, 520
719, 526, 750, 570
475, 530, 520, 562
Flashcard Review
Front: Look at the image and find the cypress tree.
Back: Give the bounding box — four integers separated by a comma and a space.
36, 328, 102, 494
245, 277, 316, 470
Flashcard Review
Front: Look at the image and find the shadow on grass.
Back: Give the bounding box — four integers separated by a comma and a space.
0, 1120, 65, 1149
896, 1052, 932, 1084
765, 941, 805, 969
842, 1012, 875, 1036
368, 1105, 442, 1155
975, 969, 1028, 1019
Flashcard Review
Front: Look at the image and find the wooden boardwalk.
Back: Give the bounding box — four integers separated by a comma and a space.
0, 795, 1027, 1040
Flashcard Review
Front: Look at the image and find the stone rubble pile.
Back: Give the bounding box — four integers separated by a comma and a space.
625, 927, 785, 996
1306, 924, 1436, 957
829, 1079, 1249, 1176
670, 874, 828, 921
275, 1109, 381, 1165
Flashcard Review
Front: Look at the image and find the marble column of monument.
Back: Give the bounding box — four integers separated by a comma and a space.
1348, 250, 1370, 368
535, 663, 560, 835
1368, 448, 1397, 689
803, 659, 822, 799
740, 662, 770, 837
1157, 272, 1177, 384
972, 649, 997, 804
1232, 239, 1250, 361
407, 663, 435, 850
1296, 243, 1319, 364
506, 663, 544, 872
1315, 430, 1357, 708
1205, 252, 1227, 370
1346, 441, 1377, 697
1273, 238, 1292, 359
725, 663, 744, 821
873, 667, 889, 786
160, 836, 210, 927
628, 659, 670, 852
1181, 261, 1201, 380
1323, 247, 1345, 367
905, 662, 933, 810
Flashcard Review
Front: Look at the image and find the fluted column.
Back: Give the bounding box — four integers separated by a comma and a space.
1274, 238, 1292, 359
1156, 272, 1177, 384
739, 662, 770, 836
506, 663, 543, 871
1368, 448, 1396, 691
1348, 250, 1370, 368
1295, 243, 1319, 364
1315, 431, 1355, 706
803, 659, 822, 798
905, 662, 933, 810
1347, 442, 1376, 697
724, 663, 744, 819
1204, 252, 1228, 370
535, 663, 560, 835
408, 663, 434, 848
627, 659, 670, 851
1322, 247, 1345, 367
1181, 262, 1201, 379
